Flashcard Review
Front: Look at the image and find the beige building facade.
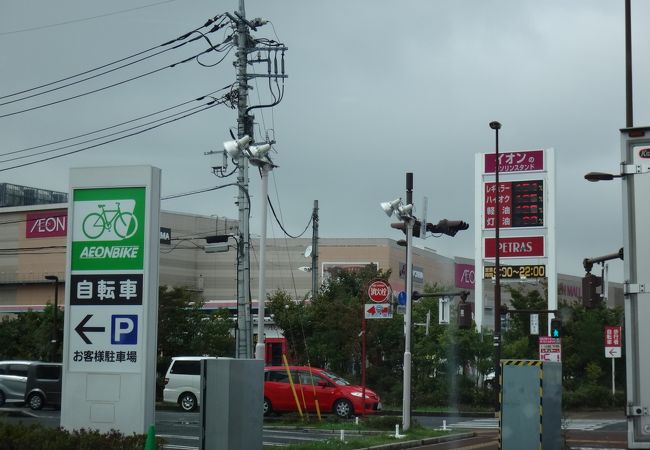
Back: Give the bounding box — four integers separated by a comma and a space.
0, 203, 623, 329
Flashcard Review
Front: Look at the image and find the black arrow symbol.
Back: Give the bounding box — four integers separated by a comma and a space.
75, 314, 105, 345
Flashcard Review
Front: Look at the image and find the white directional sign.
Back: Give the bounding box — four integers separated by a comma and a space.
69, 306, 141, 373
365, 303, 392, 319
604, 325, 622, 359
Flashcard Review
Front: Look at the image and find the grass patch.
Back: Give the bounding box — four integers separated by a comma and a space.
266, 414, 403, 431
263, 425, 450, 450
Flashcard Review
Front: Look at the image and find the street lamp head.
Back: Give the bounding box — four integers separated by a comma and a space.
380, 198, 402, 217
489, 121, 502, 130
397, 203, 413, 218
584, 171, 618, 182
249, 143, 271, 159
223, 135, 252, 159
248, 143, 276, 167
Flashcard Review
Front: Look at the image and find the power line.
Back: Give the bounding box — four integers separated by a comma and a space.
162, 183, 240, 200
0, 0, 184, 36
0, 14, 228, 101
0, 35, 208, 107
267, 196, 312, 239
0, 101, 213, 164
0, 43, 228, 119
0, 91, 236, 172
0, 85, 235, 158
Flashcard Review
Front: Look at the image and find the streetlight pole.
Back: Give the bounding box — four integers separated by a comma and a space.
254, 162, 272, 361
402, 172, 414, 431
489, 121, 502, 412
403, 215, 414, 431
45, 275, 59, 362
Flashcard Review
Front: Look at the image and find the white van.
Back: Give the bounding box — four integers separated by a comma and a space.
163, 356, 216, 411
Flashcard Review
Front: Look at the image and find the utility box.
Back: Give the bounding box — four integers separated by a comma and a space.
500, 360, 562, 450
200, 358, 264, 450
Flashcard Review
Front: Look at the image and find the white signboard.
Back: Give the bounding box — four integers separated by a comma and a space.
439, 296, 450, 324
539, 336, 561, 362
474, 148, 557, 332
61, 166, 160, 435
605, 347, 622, 358
530, 313, 539, 335
364, 303, 392, 319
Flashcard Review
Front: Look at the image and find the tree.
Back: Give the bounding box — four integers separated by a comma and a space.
268, 265, 391, 377
0, 304, 62, 362
562, 302, 623, 391
502, 285, 548, 360
157, 286, 234, 382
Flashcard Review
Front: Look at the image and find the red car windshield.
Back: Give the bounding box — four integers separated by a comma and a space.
320, 370, 350, 386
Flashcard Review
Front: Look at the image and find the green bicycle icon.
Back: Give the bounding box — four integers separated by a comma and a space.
81, 202, 138, 239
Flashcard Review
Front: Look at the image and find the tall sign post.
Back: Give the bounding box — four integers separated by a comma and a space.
362, 279, 392, 417
604, 325, 622, 397
621, 127, 650, 448
61, 166, 160, 434
474, 148, 556, 332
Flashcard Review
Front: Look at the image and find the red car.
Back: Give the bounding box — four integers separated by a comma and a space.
263, 365, 381, 418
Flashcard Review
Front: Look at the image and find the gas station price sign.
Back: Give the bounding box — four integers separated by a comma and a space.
512, 180, 544, 227
485, 179, 544, 229
484, 264, 546, 279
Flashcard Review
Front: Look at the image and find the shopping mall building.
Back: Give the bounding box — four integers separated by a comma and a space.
0, 183, 623, 332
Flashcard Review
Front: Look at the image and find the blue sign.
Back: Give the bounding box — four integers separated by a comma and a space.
398, 291, 407, 305
111, 315, 138, 345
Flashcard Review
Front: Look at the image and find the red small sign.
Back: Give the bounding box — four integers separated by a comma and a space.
484, 150, 544, 173
26, 210, 68, 238
368, 280, 391, 303
604, 326, 622, 347
484, 236, 545, 258
539, 336, 562, 362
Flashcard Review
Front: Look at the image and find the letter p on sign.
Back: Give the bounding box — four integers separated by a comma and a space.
111, 315, 138, 344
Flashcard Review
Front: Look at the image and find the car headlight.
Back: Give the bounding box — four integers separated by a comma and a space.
350, 391, 364, 397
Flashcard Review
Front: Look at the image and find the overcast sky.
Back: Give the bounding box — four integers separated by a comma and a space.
1, 0, 648, 282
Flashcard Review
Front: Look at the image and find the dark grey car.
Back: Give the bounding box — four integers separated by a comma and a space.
24, 363, 62, 410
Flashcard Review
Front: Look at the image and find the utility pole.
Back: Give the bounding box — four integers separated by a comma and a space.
311, 200, 319, 300
224, 1, 287, 358
234, 0, 254, 359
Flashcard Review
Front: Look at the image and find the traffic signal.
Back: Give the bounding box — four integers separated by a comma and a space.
391, 220, 422, 237
582, 273, 602, 308
426, 219, 470, 237
550, 318, 562, 338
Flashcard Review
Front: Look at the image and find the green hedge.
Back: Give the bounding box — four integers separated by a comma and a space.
0, 423, 163, 450
563, 385, 625, 409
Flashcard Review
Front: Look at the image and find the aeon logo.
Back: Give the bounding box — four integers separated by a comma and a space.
26, 211, 67, 238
